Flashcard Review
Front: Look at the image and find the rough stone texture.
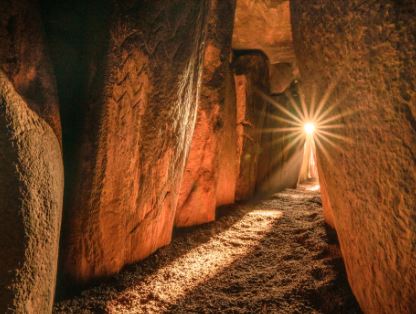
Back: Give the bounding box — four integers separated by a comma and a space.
232, 0, 294, 64
54, 183, 361, 314
175, 0, 236, 227
316, 156, 335, 229
270, 63, 298, 94
0, 1, 63, 312
215, 65, 238, 207
233, 53, 270, 201
60, 0, 209, 286
291, 1, 416, 312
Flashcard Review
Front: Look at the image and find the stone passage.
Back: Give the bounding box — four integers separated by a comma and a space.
54, 183, 360, 313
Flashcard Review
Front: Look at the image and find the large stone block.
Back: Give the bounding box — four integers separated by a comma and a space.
233, 53, 270, 200
0, 0, 63, 312
216, 65, 238, 207
175, 0, 236, 227
291, 1, 416, 312
60, 0, 209, 285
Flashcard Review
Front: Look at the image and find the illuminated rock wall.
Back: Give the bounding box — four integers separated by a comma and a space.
0, 0, 63, 312
291, 1, 416, 312
215, 63, 239, 207
57, 0, 209, 285
233, 53, 270, 201
175, 0, 236, 227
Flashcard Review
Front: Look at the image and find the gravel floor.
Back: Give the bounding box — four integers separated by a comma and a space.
55, 183, 361, 313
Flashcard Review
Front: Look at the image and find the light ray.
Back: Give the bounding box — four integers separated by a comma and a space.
317, 124, 345, 130
281, 133, 304, 155
268, 113, 302, 128
314, 136, 334, 166
261, 131, 303, 150
297, 84, 309, 121
309, 84, 318, 118
317, 133, 345, 153
316, 129, 353, 143
317, 109, 357, 126
256, 126, 302, 134
312, 78, 340, 122
255, 88, 304, 124
314, 90, 349, 124
285, 90, 305, 121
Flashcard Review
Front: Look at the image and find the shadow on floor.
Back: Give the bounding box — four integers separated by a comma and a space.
55, 189, 361, 314
165, 203, 361, 313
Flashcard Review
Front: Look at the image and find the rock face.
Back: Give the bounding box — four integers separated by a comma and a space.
316, 156, 335, 229
60, 0, 209, 285
233, 53, 270, 201
0, 1, 63, 312
270, 63, 298, 95
175, 0, 236, 227
291, 1, 416, 312
233, 0, 294, 64
216, 65, 238, 207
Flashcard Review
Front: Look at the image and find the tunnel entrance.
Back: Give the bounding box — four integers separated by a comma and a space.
298, 131, 319, 186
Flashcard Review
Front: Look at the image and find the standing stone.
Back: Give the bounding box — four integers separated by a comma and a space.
61, 0, 209, 285
0, 0, 63, 312
175, 0, 236, 227
216, 65, 238, 207
233, 52, 270, 200
291, 1, 416, 312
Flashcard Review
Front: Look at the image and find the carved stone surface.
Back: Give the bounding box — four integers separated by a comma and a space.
291, 1, 416, 312
0, 0, 63, 311
60, 0, 209, 285
175, 0, 236, 227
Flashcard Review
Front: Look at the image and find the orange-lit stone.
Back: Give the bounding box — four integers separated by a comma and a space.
291, 0, 416, 312
175, 0, 236, 227
0, 1, 63, 311
60, 0, 209, 286
233, 53, 269, 200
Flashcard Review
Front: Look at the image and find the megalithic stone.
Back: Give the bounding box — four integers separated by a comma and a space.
233, 53, 270, 201
291, 0, 416, 312
175, 0, 236, 227
60, 0, 209, 286
0, 0, 63, 312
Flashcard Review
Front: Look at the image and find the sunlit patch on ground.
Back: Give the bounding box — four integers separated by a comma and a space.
305, 184, 320, 191
55, 183, 360, 314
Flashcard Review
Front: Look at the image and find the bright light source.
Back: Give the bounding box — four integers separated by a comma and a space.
304, 122, 316, 135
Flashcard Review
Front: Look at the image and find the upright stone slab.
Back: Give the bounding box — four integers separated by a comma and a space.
0, 0, 63, 312
291, 1, 416, 312
216, 65, 238, 207
61, 0, 209, 285
233, 53, 270, 201
175, 0, 236, 227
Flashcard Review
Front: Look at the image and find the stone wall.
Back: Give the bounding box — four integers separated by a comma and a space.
175, 0, 236, 227
233, 53, 270, 201
57, 0, 209, 286
0, 0, 63, 312
291, 1, 416, 312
